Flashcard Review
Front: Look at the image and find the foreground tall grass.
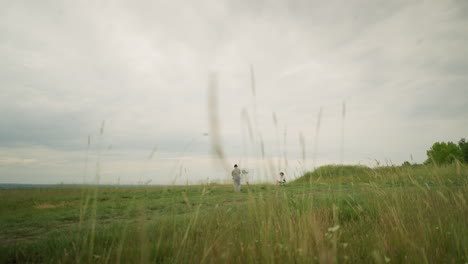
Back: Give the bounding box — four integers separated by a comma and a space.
0, 164, 467, 263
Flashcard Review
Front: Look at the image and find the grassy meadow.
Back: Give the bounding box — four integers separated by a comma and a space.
0, 164, 467, 263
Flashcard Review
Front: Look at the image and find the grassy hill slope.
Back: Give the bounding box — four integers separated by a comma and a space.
1, 164, 467, 263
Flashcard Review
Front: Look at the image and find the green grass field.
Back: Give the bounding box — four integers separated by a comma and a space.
1, 164, 467, 263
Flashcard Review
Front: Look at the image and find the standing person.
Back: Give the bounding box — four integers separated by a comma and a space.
232, 164, 241, 192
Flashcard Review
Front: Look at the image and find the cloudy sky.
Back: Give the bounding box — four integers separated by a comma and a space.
1, 0, 467, 185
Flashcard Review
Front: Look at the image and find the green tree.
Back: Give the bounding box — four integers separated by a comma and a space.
402, 161, 412, 167
458, 138, 468, 163
425, 141, 463, 165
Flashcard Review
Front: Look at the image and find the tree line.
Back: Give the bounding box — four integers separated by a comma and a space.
403, 138, 468, 166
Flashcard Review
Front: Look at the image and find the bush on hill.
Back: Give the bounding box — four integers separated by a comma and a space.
459, 138, 468, 163
425, 141, 463, 165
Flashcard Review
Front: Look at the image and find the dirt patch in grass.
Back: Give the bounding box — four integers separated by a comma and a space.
0, 237, 30, 246
34, 202, 70, 209
293, 187, 354, 196
222, 200, 245, 205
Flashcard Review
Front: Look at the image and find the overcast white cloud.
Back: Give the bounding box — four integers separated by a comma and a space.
1, 0, 467, 184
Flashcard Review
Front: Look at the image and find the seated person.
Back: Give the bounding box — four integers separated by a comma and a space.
276, 172, 286, 185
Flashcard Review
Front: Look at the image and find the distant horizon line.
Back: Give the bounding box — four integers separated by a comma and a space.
0, 183, 184, 188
